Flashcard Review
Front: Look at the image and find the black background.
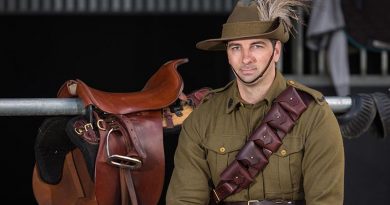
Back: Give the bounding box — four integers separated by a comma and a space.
0, 15, 389, 204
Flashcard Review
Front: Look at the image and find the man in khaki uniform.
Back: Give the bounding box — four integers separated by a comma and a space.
167, 0, 344, 204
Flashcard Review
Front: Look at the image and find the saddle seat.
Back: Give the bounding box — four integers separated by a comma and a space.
57, 58, 187, 114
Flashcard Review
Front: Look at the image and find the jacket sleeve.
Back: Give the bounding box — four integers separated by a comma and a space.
302, 103, 345, 205
166, 113, 211, 204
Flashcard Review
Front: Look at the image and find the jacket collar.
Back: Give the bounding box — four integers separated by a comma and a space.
225, 69, 287, 113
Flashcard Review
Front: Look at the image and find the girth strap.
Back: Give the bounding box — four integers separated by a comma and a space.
211, 86, 313, 204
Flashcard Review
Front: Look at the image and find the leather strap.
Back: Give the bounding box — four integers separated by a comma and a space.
118, 117, 141, 205
211, 86, 313, 204
119, 168, 138, 205
95, 114, 144, 205
222, 199, 304, 205
120, 169, 130, 205
124, 170, 138, 205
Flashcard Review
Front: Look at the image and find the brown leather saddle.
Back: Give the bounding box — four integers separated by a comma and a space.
32, 58, 192, 205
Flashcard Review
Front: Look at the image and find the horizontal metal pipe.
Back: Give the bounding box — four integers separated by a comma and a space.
0, 98, 85, 116
324, 96, 352, 113
0, 97, 352, 116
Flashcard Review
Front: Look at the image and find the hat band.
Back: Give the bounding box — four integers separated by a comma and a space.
221, 21, 275, 39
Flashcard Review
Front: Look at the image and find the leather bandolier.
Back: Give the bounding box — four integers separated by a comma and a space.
211, 86, 313, 204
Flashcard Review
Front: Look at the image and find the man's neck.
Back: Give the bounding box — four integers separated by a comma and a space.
237, 69, 276, 104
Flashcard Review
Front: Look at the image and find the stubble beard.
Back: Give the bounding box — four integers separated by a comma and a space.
232, 41, 276, 86
233, 66, 265, 85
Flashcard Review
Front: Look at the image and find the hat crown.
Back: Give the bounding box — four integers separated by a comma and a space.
226, 2, 260, 23
195, 0, 306, 50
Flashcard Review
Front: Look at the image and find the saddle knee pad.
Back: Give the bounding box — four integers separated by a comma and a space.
34, 117, 75, 184
66, 116, 99, 181
336, 93, 377, 139
370, 92, 390, 138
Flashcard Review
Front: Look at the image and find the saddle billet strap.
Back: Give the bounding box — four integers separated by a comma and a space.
212, 87, 313, 204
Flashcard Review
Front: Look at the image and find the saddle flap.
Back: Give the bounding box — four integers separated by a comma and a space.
95, 111, 165, 205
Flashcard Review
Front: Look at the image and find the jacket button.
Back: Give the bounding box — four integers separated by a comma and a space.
219, 147, 226, 153
288, 80, 295, 85
280, 149, 287, 156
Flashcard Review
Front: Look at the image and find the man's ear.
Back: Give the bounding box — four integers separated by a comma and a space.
273, 40, 282, 63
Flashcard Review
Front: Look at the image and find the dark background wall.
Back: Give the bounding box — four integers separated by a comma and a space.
0, 15, 389, 204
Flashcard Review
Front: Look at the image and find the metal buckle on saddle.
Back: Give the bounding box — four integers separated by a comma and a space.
74, 105, 106, 135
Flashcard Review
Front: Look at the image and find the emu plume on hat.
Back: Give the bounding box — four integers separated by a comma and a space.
196, 0, 310, 51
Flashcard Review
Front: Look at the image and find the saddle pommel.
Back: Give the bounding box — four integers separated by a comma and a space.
57, 58, 187, 115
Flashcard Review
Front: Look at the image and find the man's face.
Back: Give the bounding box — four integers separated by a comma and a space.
227, 38, 280, 85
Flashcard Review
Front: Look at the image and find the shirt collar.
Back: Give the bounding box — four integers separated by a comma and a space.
225, 69, 287, 114
225, 80, 242, 113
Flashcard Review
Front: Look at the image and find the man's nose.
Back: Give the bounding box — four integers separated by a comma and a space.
242, 50, 254, 65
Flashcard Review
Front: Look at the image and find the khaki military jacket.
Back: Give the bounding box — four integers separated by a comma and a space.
166, 71, 344, 205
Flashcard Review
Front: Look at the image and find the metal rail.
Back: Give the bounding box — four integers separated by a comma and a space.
0, 0, 236, 14
0, 97, 352, 116
0, 98, 85, 116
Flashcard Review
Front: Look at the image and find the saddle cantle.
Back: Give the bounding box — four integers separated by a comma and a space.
33, 58, 188, 205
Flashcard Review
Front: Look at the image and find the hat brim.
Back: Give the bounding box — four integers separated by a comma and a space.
196, 19, 289, 51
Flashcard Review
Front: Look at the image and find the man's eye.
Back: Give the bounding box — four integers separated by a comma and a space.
253, 44, 263, 49
230, 46, 240, 50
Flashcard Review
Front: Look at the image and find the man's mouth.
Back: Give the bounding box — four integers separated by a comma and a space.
240, 66, 256, 75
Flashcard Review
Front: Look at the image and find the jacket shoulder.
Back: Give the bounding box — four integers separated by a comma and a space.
199, 81, 234, 105
286, 80, 326, 105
